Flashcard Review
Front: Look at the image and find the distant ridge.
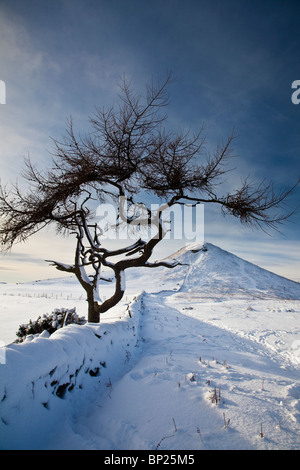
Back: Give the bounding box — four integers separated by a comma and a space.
8, 242, 300, 301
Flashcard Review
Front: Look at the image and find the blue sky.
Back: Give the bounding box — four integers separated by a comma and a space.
0, 0, 299, 282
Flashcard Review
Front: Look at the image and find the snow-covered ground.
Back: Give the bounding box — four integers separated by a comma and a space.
0, 243, 299, 450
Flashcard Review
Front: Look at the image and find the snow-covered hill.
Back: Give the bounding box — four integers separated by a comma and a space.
159, 242, 300, 299
0, 242, 299, 450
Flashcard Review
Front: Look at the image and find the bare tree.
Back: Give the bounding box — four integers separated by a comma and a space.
0, 74, 298, 322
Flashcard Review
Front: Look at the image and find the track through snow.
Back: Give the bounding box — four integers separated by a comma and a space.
45, 289, 300, 450
1, 243, 299, 450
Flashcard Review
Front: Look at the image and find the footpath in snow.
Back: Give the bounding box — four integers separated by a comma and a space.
44, 290, 300, 450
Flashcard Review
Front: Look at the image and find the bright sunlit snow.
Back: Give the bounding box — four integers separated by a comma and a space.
0, 243, 299, 450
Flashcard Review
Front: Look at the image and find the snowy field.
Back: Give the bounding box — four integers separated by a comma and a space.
0, 243, 299, 450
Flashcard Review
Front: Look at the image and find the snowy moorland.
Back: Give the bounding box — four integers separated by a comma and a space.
0, 243, 299, 450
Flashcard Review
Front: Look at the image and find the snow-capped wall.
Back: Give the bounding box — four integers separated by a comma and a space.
0, 293, 145, 450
